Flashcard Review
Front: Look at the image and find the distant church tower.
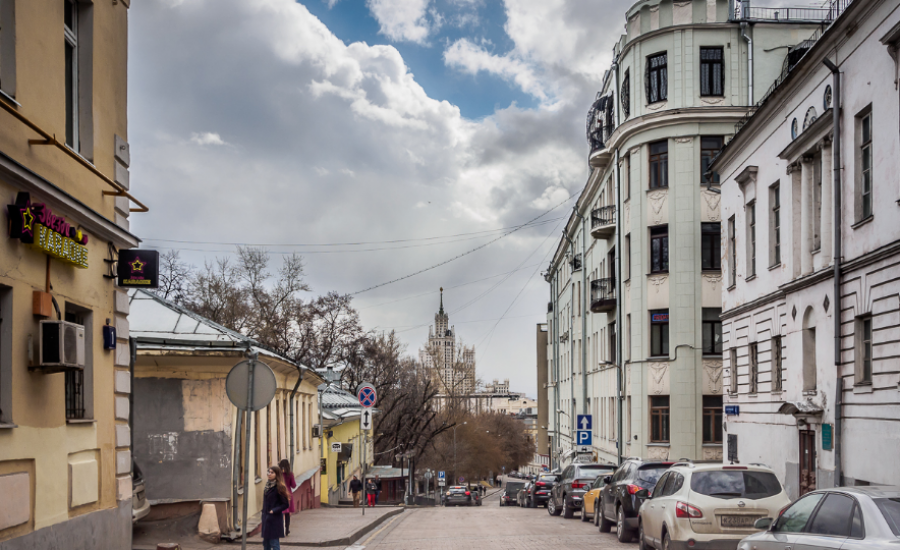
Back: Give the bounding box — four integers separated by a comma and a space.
419, 288, 476, 395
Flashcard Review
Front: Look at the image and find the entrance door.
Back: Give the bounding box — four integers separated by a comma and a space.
799, 430, 817, 496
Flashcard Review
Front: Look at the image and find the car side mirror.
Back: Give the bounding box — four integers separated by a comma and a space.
603, 476, 612, 485
635, 489, 650, 499
754, 517, 773, 530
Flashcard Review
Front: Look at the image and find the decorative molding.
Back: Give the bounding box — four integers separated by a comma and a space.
701, 96, 725, 106
646, 101, 668, 111
702, 190, 721, 221
648, 190, 667, 225
624, 203, 631, 228
629, 146, 641, 157
649, 362, 668, 395
674, 136, 693, 143
647, 445, 670, 460
704, 360, 724, 394
649, 275, 668, 293
673, 0, 691, 5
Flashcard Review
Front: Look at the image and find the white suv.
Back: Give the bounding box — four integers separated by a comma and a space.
636, 463, 790, 550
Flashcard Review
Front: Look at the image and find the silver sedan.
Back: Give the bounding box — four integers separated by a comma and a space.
738, 486, 900, 550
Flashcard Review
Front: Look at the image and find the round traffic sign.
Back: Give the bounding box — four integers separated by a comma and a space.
458, 476, 465, 483
357, 384, 377, 408
225, 359, 276, 411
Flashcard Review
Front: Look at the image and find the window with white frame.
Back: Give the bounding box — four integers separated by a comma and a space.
769, 183, 781, 267
856, 107, 873, 221
64, 0, 79, 149
0, 0, 17, 98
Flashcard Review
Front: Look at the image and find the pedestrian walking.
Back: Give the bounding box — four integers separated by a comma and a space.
374, 475, 383, 505
349, 475, 363, 508
365, 478, 378, 507
278, 460, 297, 536
260, 465, 291, 550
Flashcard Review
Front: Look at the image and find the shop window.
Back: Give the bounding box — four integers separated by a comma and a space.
701, 136, 723, 185
649, 140, 669, 189
650, 396, 670, 443
64, 304, 93, 420
646, 52, 668, 103
650, 309, 669, 357
700, 47, 724, 96
650, 225, 669, 273
702, 222, 721, 270
702, 308, 722, 355
702, 395, 723, 444
855, 316, 873, 385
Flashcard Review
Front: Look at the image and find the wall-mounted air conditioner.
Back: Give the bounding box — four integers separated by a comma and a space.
312, 425, 322, 438
38, 320, 85, 372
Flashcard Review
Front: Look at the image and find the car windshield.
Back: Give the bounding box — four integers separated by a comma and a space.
449, 487, 467, 493
875, 498, 900, 536
577, 466, 613, 480
690, 470, 783, 500
538, 475, 556, 482
635, 466, 668, 488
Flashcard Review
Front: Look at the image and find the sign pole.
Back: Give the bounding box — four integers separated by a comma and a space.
362, 426, 366, 517
240, 352, 256, 550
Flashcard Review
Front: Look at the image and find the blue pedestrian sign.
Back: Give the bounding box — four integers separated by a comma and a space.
576, 414, 592, 431
438, 471, 446, 480
576, 430, 592, 446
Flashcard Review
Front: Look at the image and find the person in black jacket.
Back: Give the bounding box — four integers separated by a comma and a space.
261, 465, 291, 550
349, 475, 363, 508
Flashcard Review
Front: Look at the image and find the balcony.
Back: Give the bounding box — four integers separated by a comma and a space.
590, 277, 616, 313
547, 301, 553, 313
591, 206, 616, 239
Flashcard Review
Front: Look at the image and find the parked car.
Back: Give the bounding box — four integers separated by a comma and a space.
525, 473, 559, 508
636, 463, 790, 550
598, 458, 673, 542
501, 481, 526, 506
737, 486, 900, 550
132, 460, 150, 523
445, 485, 476, 506
516, 482, 533, 507
581, 466, 617, 522
548, 463, 611, 519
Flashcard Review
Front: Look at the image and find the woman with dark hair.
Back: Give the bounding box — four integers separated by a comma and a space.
261, 465, 291, 550
278, 459, 297, 536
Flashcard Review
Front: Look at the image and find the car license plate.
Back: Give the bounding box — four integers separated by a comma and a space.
721, 515, 757, 528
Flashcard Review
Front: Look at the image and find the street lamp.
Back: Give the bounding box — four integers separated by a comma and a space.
452, 421, 467, 484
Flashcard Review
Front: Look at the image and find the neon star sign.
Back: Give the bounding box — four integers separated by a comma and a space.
7, 192, 89, 269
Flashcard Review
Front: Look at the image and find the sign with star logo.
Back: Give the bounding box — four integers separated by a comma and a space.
7, 192, 89, 268
117, 249, 159, 288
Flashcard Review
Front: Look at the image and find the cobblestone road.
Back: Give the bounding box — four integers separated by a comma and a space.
355, 491, 634, 550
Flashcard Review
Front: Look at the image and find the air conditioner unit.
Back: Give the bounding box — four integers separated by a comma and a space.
311, 425, 322, 438
38, 320, 85, 372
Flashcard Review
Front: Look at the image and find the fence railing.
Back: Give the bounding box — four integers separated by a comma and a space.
590, 278, 616, 308
591, 205, 616, 228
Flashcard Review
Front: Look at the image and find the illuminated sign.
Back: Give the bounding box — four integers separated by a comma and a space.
117, 249, 159, 288
651, 312, 669, 323
7, 192, 89, 268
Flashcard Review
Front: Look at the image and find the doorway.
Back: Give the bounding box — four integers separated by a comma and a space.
799, 429, 817, 496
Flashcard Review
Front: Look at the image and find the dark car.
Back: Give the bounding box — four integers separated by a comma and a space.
524, 473, 559, 508
444, 485, 476, 506
547, 463, 611, 519
501, 481, 526, 506
597, 458, 673, 542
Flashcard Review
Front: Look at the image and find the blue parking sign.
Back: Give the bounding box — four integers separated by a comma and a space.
576, 414, 592, 431
438, 471, 445, 480
576, 430, 592, 446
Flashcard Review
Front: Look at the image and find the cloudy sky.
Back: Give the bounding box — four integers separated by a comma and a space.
128, 0, 624, 398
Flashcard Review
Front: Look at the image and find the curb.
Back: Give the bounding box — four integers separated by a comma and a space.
278, 507, 404, 547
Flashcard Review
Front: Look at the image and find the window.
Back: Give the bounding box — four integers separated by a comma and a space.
747, 202, 756, 277
609, 321, 616, 364
856, 316, 873, 384
770, 183, 781, 266
729, 348, 738, 394
772, 335, 783, 391
702, 222, 721, 270
624, 153, 631, 200
626, 314, 632, 361
700, 47, 724, 96
702, 396, 723, 444
701, 137, 723, 185
774, 493, 825, 533
649, 140, 669, 189
621, 70, 630, 119
749, 342, 758, 393
64, 305, 93, 420
650, 396, 670, 443
702, 308, 722, 355
63, 0, 93, 158
0, 285, 10, 425
728, 215, 736, 286
0, 0, 17, 98
858, 109, 873, 220
803, 325, 817, 391
650, 310, 669, 357
807, 494, 856, 537
650, 225, 669, 273
646, 52, 668, 103
624, 235, 631, 280
64, 0, 79, 149
813, 155, 822, 251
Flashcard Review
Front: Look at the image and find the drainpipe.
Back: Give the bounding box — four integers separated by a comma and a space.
288, 367, 304, 470
563, 231, 577, 448
823, 56, 843, 487
613, 53, 625, 467
572, 208, 588, 419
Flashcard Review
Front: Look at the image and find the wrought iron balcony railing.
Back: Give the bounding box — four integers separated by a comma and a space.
591, 206, 616, 228
590, 277, 616, 313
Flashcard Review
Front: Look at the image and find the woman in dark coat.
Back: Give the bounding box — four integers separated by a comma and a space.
261, 465, 291, 550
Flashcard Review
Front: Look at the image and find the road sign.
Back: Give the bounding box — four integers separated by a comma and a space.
458, 477, 465, 483
226, 359, 276, 412
725, 405, 740, 416
438, 479, 446, 487
576, 414, 592, 431
577, 445, 592, 453
360, 409, 373, 431
438, 471, 446, 480
424, 471, 433, 480
576, 430, 592, 446
331, 442, 342, 454
357, 383, 377, 408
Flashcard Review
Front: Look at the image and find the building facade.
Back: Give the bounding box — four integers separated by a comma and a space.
318, 384, 375, 505
419, 289, 475, 396
0, 1, 139, 548
544, 0, 824, 469
714, 0, 899, 499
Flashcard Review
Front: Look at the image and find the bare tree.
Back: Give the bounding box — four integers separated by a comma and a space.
155, 250, 192, 304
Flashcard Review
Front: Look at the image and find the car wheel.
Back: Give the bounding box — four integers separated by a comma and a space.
598, 505, 613, 533
562, 495, 575, 519
617, 507, 634, 543
548, 497, 561, 516
638, 520, 649, 550
663, 531, 671, 550
581, 503, 590, 522
593, 500, 600, 526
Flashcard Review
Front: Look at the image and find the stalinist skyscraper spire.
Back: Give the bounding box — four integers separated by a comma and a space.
419, 288, 476, 395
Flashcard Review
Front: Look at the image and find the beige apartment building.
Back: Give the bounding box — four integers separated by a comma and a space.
0, 1, 141, 548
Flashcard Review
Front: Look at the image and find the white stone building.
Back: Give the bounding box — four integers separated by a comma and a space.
419, 289, 476, 396
713, 0, 900, 498
544, 0, 824, 469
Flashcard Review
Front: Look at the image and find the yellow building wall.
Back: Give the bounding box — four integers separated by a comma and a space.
319, 416, 372, 504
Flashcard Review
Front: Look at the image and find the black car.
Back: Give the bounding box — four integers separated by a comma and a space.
501, 481, 526, 506
524, 473, 559, 508
444, 485, 477, 506
547, 463, 610, 519
597, 458, 673, 542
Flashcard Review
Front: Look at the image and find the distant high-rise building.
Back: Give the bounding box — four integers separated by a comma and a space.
419, 289, 476, 396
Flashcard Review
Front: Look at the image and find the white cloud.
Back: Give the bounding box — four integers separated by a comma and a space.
190, 132, 226, 146
366, 0, 435, 44
443, 38, 549, 101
